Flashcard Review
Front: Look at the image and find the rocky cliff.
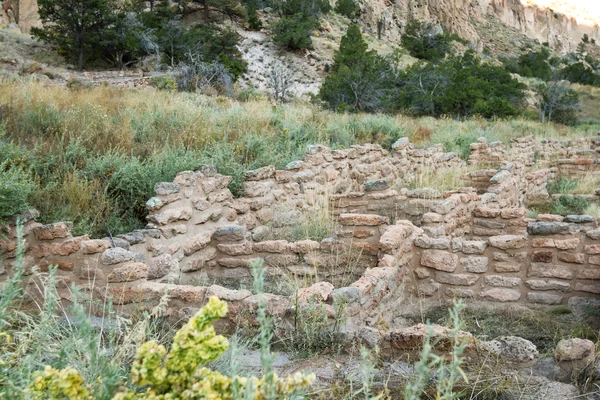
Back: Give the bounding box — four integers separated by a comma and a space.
361, 0, 599, 53
2, 0, 598, 54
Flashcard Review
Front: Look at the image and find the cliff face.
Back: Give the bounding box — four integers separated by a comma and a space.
0, 0, 40, 31
361, 0, 600, 53
4, 0, 599, 54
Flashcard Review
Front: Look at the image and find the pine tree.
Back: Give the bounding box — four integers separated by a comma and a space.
335, 0, 358, 19
32, 0, 114, 70
332, 24, 368, 71
246, 0, 262, 31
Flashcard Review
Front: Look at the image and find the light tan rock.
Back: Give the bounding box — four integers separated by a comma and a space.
107, 262, 149, 283
183, 232, 213, 256
421, 250, 458, 272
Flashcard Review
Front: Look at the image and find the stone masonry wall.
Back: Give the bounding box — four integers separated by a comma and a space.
2, 139, 600, 330
411, 218, 600, 306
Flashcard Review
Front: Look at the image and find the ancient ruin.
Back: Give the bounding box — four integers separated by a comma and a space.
2, 135, 600, 341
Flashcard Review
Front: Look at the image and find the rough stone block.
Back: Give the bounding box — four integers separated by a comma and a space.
339, 213, 389, 226
181, 247, 217, 272
488, 235, 527, 249
435, 272, 479, 286
577, 269, 600, 280
33, 222, 72, 241
213, 226, 246, 242
531, 250, 553, 263
445, 288, 474, 298
154, 182, 181, 195
183, 232, 212, 256
575, 283, 600, 294
494, 262, 521, 272
557, 252, 585, 264
414, 235, 450, 250
528, 263, 573, 279
555, 238, 579, 250
147, 254, 175, 279
80, 239, 111, 254
528, 222, 577, 236
462, 240, 487, 254
107, 262, 149, 283
525, 279, 570, 292
484, 275, 521, 288
418, 281, 440, 296
461, 257, 488, 273
584, 244, 600, 254
527, 292, 563, 305
101, 247, 135, 265
421, 250, 458, 272
217, 241, 253, 256
532, 238, 555, 248
479, 288, 521, 302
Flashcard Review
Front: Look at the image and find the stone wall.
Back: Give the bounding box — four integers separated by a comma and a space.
469, 135, 600, 175
2, 140, 600, 331
412, 219, 600, 305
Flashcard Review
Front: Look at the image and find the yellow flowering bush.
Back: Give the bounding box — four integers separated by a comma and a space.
29, 296, 315, 400
29, 366, 91, 400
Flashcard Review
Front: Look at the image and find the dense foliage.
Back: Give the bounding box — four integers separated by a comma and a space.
397, 52, 526, 119
401, 19, 454, 62
503, 47, 553, 81
271, 0, 331, 50
32, 0, 247, 78
320, 24, 394, 111
321, 24, 525, 118
25, 294, 314, 399
335, 0, 359, 19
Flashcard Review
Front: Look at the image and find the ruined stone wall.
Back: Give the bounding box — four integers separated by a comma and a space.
411, 218, 600, 306
2, 140, 600, 329
469, 135, 600, 176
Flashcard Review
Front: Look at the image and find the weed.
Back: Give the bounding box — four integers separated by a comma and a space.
552, 195, 589, 216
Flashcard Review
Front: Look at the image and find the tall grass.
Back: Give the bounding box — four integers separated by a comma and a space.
1, 78, 597, 236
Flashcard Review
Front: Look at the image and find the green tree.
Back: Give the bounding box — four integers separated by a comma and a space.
187, 0, 244, 24
537, 80, 580, 124
335, 0, 358, 19
332, 23, 368, 71
272, 13, 317, 50
560, 62, 600, 86
397, 51, 525, 119
513, 47, 552, 80
32, 0, 114, 70
101, 11, 153, 70
245, 0, 262, 30
320, 24, 394, 111
401, 19, 452, 62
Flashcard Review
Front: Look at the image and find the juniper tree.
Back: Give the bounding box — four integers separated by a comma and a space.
32, 0, 114, 70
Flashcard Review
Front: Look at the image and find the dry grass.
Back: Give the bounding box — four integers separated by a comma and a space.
394, 166, 471, 194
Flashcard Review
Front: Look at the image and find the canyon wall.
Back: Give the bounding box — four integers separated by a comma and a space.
361, 0, 600, 53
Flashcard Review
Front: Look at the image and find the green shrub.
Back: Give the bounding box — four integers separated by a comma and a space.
272, 14, 317, 50
335, 0, 359, 19
0, 162, 36, 222
245, 1, 263, 31
149, 76, 177, 91
510, 48, 552, 80
552, 195, 589, 216
401, 19, 453, 62
560, 62, 600, 86
320, 24, 394, 112
548, 177, 579, 194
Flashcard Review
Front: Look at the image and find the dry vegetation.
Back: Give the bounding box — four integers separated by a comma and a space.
2, 76, 599, 236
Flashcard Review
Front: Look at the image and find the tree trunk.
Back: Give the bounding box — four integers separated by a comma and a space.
77, 29, 85, 71
203, 2, 210, 24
